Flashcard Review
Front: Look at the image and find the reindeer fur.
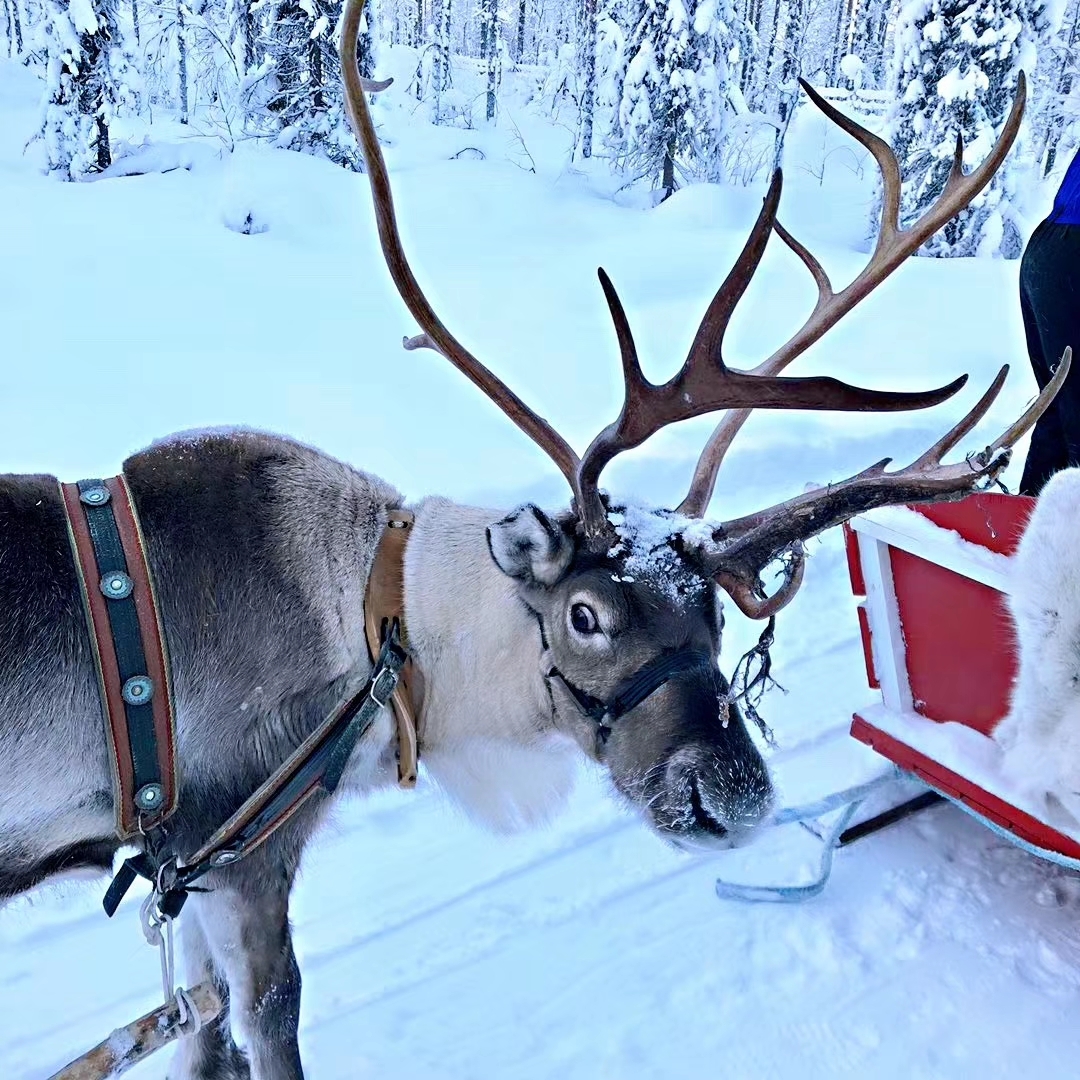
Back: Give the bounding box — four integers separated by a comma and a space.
1, 427, 774, 1080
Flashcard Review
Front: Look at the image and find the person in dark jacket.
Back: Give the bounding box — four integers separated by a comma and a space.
1019, 149, 1080, 496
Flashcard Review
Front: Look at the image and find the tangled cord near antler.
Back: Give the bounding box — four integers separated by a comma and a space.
721, 616, 783, 748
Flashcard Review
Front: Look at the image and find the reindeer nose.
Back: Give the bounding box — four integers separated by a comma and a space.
659, 746, 774, 848
694, 765, 771, 840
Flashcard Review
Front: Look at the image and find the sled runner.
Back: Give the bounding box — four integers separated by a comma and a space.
717, 491, 1080, 903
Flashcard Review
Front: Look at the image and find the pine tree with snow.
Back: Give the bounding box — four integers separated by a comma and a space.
884, 0, 1049, 257
579, 0, 598, 155
248, 0, 361, 166
595, 0, 628, 147
38, 0, 140, 178
417, 0, 456, 122
852, 0, 895, 87
226, 0, 256, 73
1032, 0, 1075, 176
613, 0, 734, 199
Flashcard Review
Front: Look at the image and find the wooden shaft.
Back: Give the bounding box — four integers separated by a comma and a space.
47, 982, 222, 1080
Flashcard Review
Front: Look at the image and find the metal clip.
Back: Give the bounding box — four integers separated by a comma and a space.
369, 667, 398, 710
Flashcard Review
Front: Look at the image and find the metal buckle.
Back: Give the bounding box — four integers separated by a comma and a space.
370, 667, 398, 710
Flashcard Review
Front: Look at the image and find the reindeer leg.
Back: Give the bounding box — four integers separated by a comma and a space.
188, 860, 304, 1080
168, 914, 251, 1080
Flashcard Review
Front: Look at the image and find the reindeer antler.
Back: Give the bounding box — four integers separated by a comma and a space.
340, 2, 1004, 537
338, 0, 580, 483
573, 165, 970, 535
342, 8, 1054, 617
698, 351, 1071, 618
678, 77, 1028, 519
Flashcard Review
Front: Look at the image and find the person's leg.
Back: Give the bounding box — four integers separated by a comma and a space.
1020, 223, 1080, 495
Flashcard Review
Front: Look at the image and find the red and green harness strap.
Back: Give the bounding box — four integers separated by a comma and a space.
60, 476, 178, 841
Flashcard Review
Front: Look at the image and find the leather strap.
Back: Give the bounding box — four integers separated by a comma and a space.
363, 509, 422, 787
104, 621, 409, 918
61, 475, 178, 838
100, 505, 420, 917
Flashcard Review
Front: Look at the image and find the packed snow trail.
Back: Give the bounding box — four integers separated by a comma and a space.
2, 56, 1080, 1080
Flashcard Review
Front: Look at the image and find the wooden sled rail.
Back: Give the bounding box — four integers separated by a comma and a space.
47, 982, 222, 1080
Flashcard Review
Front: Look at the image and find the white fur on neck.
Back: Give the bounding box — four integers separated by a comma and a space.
404, 497, 577, 832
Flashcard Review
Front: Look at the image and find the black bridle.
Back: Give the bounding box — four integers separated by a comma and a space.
531, 607, 714, 741
547, 649, 714, 741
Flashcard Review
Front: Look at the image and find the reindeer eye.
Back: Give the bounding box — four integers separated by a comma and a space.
570, 603, 599, 635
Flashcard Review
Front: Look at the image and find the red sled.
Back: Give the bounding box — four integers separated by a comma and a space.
715, 491, 1080, 904
844, 492, 1080, 865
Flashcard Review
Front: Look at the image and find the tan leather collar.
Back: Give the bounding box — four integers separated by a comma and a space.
364, 509, 422, 787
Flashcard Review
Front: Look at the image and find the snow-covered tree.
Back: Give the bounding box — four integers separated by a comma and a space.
851, 0, 898, 86
246, 0, 361, 165
595, 0, 628, 143
613, 0, 734, 198
225, 0, 256, 73
175, 0, 189, 122
39, 0, 140, 178
417, 0, 454, 118
884, 0, 1049, 257
4, 0, 24, 54
579, 0, 598, 153
1033, 0, 1077, 175
477, 0, 500, 118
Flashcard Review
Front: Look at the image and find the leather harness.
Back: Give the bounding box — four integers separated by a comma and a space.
61, 478, 419, 918
66, 483, 700, 922
61, 477, 179, 839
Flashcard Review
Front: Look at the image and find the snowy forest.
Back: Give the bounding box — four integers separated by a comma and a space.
3, 0, 1080, 241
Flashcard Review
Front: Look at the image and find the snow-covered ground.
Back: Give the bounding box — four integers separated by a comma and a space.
3, 55, 1080, 1079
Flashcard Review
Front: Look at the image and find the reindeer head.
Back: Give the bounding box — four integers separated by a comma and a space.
485, 500, 774, 846
341, 1, 1065, 845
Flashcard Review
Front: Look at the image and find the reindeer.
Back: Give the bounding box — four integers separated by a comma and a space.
0, 3, 1060, 1075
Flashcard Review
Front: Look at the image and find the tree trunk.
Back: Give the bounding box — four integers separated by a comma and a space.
131, 0, 140, 44
830, 0, 853, 83
75, 26, 112, 173
177, 0, 189, 123
310, 29, 324, 110
357, 1, 375, 78
741, 0, 761, 93
579, 0, 596, 157
6, 0, 23, 55
241, 4, 255, 71
1045, 5, 1080, 176
777, 0, 803, 123
766, 0, 783, 99
661, 130, 676, 200
482, 0, 497, 119
516, 0, 525, 63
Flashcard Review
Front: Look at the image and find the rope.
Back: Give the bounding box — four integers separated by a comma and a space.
174, 986, 205, 1037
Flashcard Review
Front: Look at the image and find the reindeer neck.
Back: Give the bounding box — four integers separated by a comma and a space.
400, 496, 577, 831
403, 498, 552, 748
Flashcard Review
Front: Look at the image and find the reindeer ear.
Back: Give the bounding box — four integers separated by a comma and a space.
486, 505, 574, 586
